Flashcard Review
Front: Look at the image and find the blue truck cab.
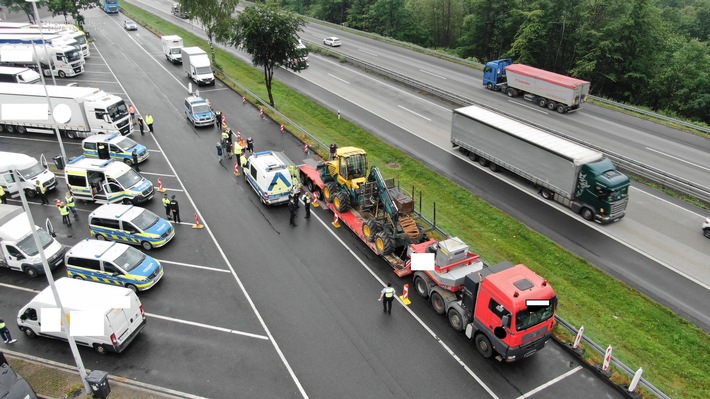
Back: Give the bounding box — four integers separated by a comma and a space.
89, 204, 175, 250
65, 239, 164, 292
184, 95, 215, 127
482, 58, 513, 90
82, 133, 149, 165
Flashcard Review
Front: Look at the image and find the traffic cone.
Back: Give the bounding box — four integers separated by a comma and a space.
234, 162, 240, 176
280, 124, 284, 133
192, 213, 204, 229
259, 108, 264, 119
312, 192, 319, 208
399, 283, 412, 305
332, 213, 340, 228
156, 178, 166, 193
303, 143, 309, 154
242, 96, 246, 105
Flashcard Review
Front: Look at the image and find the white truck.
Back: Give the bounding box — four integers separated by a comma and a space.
0, 204, 65, 277
483, 59, 590, 113
0, 66, 41, 83
0, 151, 57, 199
181, 46, 214, 86
3, 25, 91, 58
161, 35, 183, 64
0, 83, 132, 138
0, 37, 84, 77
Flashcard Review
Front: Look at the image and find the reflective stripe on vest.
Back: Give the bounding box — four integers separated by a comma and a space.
385, 287, 395, 298
59, 205, 69, 216
66, 195, 75, 207
162, 198, 171, 207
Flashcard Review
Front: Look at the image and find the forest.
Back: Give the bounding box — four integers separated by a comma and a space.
276, 0, 710, 125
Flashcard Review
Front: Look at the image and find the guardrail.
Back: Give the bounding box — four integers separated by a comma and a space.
307, 44, 710, 204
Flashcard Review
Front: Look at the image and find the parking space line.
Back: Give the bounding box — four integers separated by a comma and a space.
148, 149, 162, 153
0, 282, 39, 293
147, 313, 269, 340
155, 259, 231, 273
0, 136, 81, 145
514, 366, 583, 399
139, 171, 175, 177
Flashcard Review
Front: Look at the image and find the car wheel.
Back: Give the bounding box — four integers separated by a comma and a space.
94, 344, 108, 355
73, 274, 84, 280
24, 328, 36, 338
95, 234, 107, 241
141, 241, 153, 251
24, 267, 39, 278
58, 71, 66, 78
704, 229, 710, 239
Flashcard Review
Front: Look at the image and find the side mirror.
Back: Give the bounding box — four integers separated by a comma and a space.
501, 314, 510, 328
103, 114, 110, 123
20, 314, 27, 321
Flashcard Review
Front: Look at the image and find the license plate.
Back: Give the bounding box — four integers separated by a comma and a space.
524, 349, 537, 358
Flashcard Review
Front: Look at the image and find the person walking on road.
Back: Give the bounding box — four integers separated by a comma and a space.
162, 193, 172, 220
214, 110, 222, 129
34, 180, 48, 205
288, 198, 297, 227
65, 191, 78, 220
303, 193, 311, 218
0, 319, 17, 344
0, 185, 6, 204
233, 139, 244, 167
169, 195, 181, 223
129, 104, 136, 125
137, 116, 145, 135
57, 201, 72, 226
145, 114, 154, 133
132, 149, 140, 172
379, 282, 396, 314
246, 137, 254, 154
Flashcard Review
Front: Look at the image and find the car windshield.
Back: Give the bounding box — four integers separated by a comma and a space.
195, 66, 212, 75
131, 210, 159, 231
115, 169, 143, 189
515, 297, 556, 331
193, 104, 211, 114
113, 246, 146, 272
16, 229, 54, 257
18, 163, 45, 180
106, 100, 129, 121
116, 136, 138, 151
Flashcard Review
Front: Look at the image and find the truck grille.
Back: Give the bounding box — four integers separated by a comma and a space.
610, 198, 628, 217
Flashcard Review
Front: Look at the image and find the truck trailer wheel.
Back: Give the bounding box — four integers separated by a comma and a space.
0, 124, 4, 132
537, 98, 547, 108
475, 334, 493, 358
506, 88, 517, 97
430, 292, 446, 314
65, 130, 77, 139
16, 126, 26, 134
489, 163, 500, 172
448, 309, 464, 332
547, 101, 556, 111
5, 125, 15, 133
414, 276, 429, 298
556, 104, 567, 114
478, 157, 489, 167
581, 208, 594, 221
363, 219, 381, 242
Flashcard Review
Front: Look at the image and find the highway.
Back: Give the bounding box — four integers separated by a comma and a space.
0, 5, 629, 399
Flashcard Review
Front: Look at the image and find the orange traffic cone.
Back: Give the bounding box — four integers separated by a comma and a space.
399, 283, 412, 305
192, 213, 204, 229
234, 162, 240, 176
312, 192, 319, 208
332, 213, 340, 228
156, 178, 166, 193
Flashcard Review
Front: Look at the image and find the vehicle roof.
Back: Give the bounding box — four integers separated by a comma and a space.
505, 63, 589, 89
66, 156, 130, 173
186, 96, 208, 105
81, 133, 123, 145
181, 46, 206, 54
454, 105, 602, 165
0, 66, 35, 74
250, 151, 293, 172
483, 262, 555, 304
0, 151, 38, 169
31, 277, 132, 309
67, 239, 128, 262
90, 204, 144, 221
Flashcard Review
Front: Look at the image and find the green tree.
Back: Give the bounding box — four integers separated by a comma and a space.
457, 0, 521, 62
179, 0, 240, 65
217, 4, 306, 106
367, 0, 425, 44
409, 0, 464, 48
46, 0, 99, 28
314, 0, 350, 24
0, 0, 47, 23
345, 0, 373, 30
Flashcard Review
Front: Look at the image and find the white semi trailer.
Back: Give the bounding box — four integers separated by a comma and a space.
0, 39, 84, 77
0, 83, 131, 138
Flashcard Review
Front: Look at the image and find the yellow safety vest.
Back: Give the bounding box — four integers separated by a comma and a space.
0, 320, 6, 329
384, 287, 395, 298
59, 205, 69, 216
145, 115, 154, 124
162, 197, 171, 207
36, 183, 46, 194
0, 186, 5, 196
65, 195, 75, 208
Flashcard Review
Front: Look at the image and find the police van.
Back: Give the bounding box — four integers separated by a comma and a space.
82, 133, 149, 164
88, 204, 175, 250
243, 150, 294, 205
65, 156, 154, 204
184, 95, 215, 127
65, 239, 164, 292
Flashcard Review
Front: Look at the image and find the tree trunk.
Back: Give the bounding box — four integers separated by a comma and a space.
264, 66, 275, 107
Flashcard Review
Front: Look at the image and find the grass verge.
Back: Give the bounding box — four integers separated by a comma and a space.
122, 4, 709, 398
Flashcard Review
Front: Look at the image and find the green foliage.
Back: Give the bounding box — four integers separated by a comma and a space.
179, 0, 240, 64
0, 0, 46, 23
46, 0, 99, 26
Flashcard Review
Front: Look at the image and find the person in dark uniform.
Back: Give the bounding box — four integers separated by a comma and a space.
169, 195, 181, 223
288, 198, 297, 227
330, 142, 338, 160
379, 282, 396, 314
132, 149, 140, 172
246, 137, 254, 154
137, 116, 145, 135
214, 110, 222, 129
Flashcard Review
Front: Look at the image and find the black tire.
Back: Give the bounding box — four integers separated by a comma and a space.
333, 191, 350, 212
448, 309, 464, 332
58, 71, 66, 78
363, 218, 381, 242
24, 267, 39, 278
704, 229, 710, 239
141, 241, 153, 250
467, 152, 479, 162
478, 157, 489, 167
23, 328, 36, 338
16, 126, 26, 134
94, 344, 108, 355
324, 182, 338, 203
300, 172, 308, 186
66, 131, 76, 139
25, 188, 37, 198
307, 179, 315, 192
475, 334, 493, 358
581, 208, 594, 221
95, 234, 107, 241
506, 88, 516, 97
556, 104, 566, 114
125, 284, 138, 293
73, 274, 84, 280
538, 98, 547, 108
6, 125, 15, 134
547, 101, 556, 110
374, 230, 395, 255
0, 124, 5, 133
431, 292, 445, 314
124, 158, 133, 165
486, 82, 494, 90
414, 276, 429, 298
541, 189, 552, 200
489, 163, 499, 172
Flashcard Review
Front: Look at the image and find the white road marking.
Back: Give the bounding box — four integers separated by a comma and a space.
155, 259, 232, 273
358, 48, 378, 57
148, 149, 162, 153
419, 69, 447, 80
0, 135, 81, 145
327, 73, 350, 84
0, 282, 38, 293
398, 105, 432, 121
515, 366, 583, 398
646, 147, 710, 173
147, 313, 269, 340
139, 171, 175, 177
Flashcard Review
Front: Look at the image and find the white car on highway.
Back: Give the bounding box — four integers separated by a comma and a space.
703, 217, 710, 238
323, 37, 341, 47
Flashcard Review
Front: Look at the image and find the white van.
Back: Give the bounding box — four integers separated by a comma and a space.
243, 151, 294, 205
16, 277, 147, 354
0, 66, 41, 84
65, 156, 154, 204
0, 204, 65, 277
0, 152, 57, 199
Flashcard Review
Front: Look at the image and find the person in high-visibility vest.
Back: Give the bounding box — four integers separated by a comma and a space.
34, 180, 49, 205
233, 140, 244, 167
65, 191, 79, 220
303, 193, 311, 218
379, 282, 396, 314
145, 114, 154, 133
0, 185, 6, 204
162, 193, 172, 220
0, 318, 17, 344
57, 202, 72, 226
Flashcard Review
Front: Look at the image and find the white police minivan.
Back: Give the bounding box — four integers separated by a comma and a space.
243, 151, 294, 205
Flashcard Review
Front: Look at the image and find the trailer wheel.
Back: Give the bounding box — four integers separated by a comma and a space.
66, 130, 77, 139
581, 208, 594, 221
430, 292, 446, 314
5, 125, 15, 134
306, 179, 315, 192
467, 152, 479, 162
475, 334, 493, 358
489, 163, 499, 172
324, 182, 338, 203
448, 309, 464, 332
537, 98, 547, 108
541, 188, 552, 200
0, 124, 5, 132
363, 218, 381, 242
486, 82, 494, 91
556, 104, 567, 114
414, 276, 429, 298
478, 157, 489, 167
333, 191, 350, 212
16, 126, 26, 134
547, 101, 556, 110
375, 231, 395, 256
58, 71, 66, 78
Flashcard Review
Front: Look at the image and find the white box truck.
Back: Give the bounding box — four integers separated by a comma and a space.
0, 39, 84, 78
0, 83, 132, 138
161, 35, 183, 64
181, 46, 214, 86
0, 204, 65, 277
0, 66, 41, 83
450, 105, 630, 223
16, 277, 147, 354
0, 151, 57, 199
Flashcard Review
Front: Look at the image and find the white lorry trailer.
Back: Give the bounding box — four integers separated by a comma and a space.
451, 105, 630, 223
483, 59, 590, 113
0, 83, 132, 138
181, 46, 214, 86
0, 37, 84, 77
0, 25, 91, 58
162, 35, 183, 64
0, 204, 65, 277
0, 151, 57, 198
